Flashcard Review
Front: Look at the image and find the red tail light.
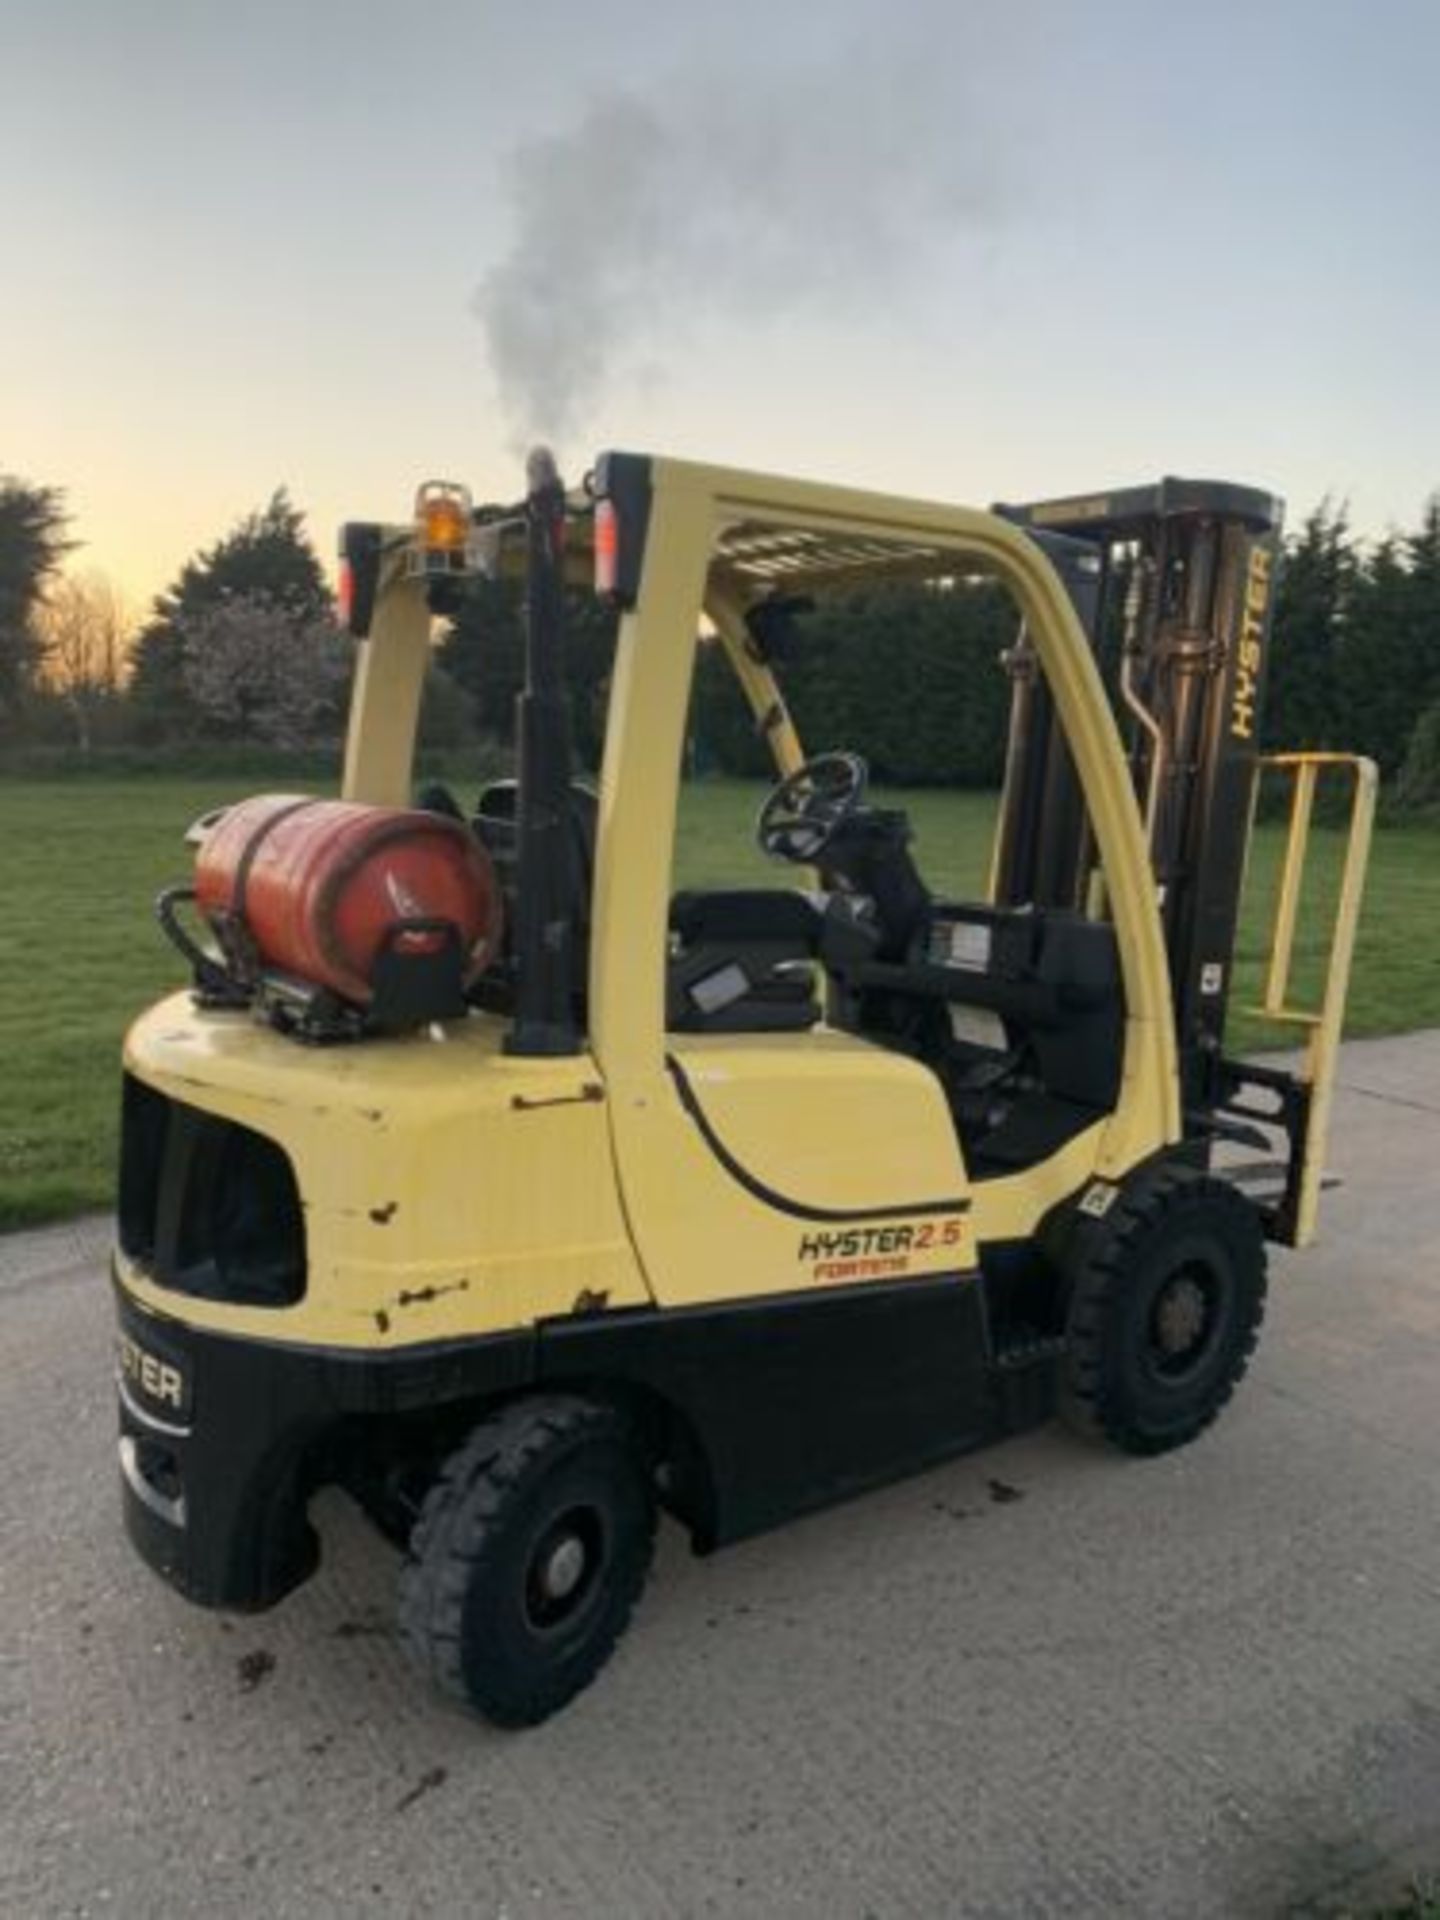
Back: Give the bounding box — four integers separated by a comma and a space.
594, 498, 619, 599
591, 454, 651, 609
337, 522, 382, 637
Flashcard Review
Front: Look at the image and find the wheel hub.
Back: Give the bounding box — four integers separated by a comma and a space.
538, 1533, 587, 1603
1153, 1272, 1208, 1360
523, 1505, 605, 1630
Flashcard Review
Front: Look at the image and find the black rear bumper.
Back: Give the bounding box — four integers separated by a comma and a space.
113, 1272, 532, 1611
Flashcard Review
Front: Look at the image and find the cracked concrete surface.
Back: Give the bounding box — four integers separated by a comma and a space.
2, 1032, 1439, 1918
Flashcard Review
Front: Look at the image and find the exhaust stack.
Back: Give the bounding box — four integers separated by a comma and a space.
505, 447, 582, 1057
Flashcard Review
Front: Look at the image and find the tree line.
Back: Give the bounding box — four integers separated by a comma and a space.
3, 468, 1439, 805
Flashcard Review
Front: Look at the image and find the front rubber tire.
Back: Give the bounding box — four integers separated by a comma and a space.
399, 1395, 656, 1728
1055, 1164, 1268, 1456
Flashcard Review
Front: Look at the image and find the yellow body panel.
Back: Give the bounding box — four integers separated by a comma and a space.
668, 1031, 963, 1213
705, 581, 807, 778
121, 994, 649, 1348
592, 460, 1177, 1305
120, 453, 1186, 1350
341, 544, 434, 807
640, 1030, 974, 1301
970, 1120, 1111, 1247
1245, 752, 1377, 1247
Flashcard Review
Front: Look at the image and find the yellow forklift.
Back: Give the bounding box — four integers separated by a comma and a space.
113, 452, 1375, 1725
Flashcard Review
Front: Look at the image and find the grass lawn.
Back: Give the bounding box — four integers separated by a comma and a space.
2, 773, 1437, 1229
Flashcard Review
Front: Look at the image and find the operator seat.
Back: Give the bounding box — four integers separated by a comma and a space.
666, 890, 822, 1032
471, 782, 831, 1033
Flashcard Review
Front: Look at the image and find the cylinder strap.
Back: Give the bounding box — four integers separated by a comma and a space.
231, 797, 320, 917
217, 797, 322, 978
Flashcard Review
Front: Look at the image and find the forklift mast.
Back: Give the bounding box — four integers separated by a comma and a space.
994, 480, 1284, 1117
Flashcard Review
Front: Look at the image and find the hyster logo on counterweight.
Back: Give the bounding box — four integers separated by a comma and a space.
797, 1216, 967, 1284
1232, 543, 1273, 741
117, 1330, 186, 1413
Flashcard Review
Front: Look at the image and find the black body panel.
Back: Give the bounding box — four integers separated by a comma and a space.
118, 1075, 306, 1307
114, 1277, 533, 1611
539, 1273, 1000, 1548
999, 477, 1280, 540
115, 1265, 1045, 1609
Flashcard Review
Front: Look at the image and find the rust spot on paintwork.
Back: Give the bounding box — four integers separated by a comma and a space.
374, 1309, 391, 1334
369, 1201, 398, 1225
394, 1279, 470, 1310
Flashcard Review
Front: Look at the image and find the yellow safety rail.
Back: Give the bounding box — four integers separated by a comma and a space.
1247, 752, 1377, 1246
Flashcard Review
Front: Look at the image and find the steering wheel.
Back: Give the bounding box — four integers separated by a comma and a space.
756, 752, 869, 863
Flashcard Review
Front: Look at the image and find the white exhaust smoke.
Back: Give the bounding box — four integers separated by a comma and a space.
474, 34, 1011, 453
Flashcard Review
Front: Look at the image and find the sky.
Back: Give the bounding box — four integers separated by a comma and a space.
2, 0, 1438, 613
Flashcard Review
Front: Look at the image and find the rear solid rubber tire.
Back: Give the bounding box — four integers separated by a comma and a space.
398, 1395, 655, 1728
1055, 1163, 1267, 1456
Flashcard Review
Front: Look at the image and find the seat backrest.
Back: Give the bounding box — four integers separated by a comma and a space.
669, 889, 821, 949
474, 779, 598, 935
472, 781, 598, 1008
1029, 912, 1124, 1107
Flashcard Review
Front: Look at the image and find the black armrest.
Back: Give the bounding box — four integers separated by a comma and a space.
853, 960, 1064, 1029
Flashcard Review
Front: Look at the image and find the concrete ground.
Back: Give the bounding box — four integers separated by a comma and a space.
3, 1032, 1439, 1920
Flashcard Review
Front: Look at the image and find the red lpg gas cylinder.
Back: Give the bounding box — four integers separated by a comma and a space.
194, 795, 501, 1006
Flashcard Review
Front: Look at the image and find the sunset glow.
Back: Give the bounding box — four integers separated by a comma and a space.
3, 0, 1436, 609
